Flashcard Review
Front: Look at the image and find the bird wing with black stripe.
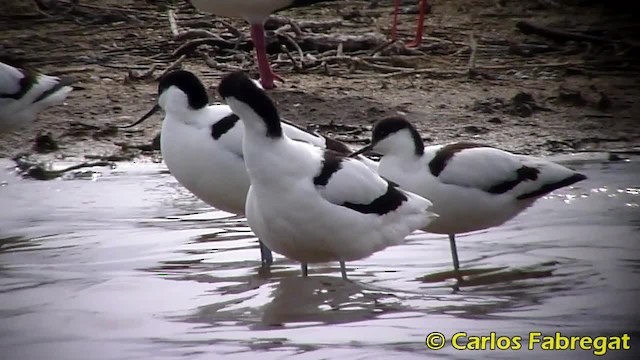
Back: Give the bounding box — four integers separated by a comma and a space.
314, 149, 430, 216
429, 145, 585, 198
207, 109, 245, 160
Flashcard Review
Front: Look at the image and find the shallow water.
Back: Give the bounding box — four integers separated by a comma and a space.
0, 155, 638, 360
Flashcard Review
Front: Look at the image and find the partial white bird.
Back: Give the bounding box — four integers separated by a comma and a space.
189, 0, 337, 89
217, 71, 436, 279
0, 61, 73, 133
350, 117, 587, 272
120, 69, 376, 267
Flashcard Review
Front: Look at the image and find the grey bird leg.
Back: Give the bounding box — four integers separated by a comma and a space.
259, 240, 273, 267
449, 234, 461, 272
340, 261, 348, 280
301, 263, 308, 277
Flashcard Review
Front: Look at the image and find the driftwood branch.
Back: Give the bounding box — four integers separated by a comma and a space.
207, 18, 239, 36
298, 33, 387, 52
369, 39, 397, 56
358, 61, 586, 79
280, 45, 301, 71
516, 21, 620, 44
174, 29, 227, 42
467, 32, 478, 70
158, 55, 186, 78
13, 156, 114, 181
266, 15, 342, 34
202, 53, 244, 72
167, 9, 179, 36
172, 38, 232, 57
127, 64, 157, 81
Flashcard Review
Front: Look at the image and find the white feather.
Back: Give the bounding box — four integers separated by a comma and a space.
152, 70, 384, 269
157, 88, 376, 216
281, 119, 326, 148
225, 96, 435, 264
159, 99, 248, 214
371, 123, 586, 235
0, 62, 72, 133
0, 62, 24, 95
316, 155, 387, 206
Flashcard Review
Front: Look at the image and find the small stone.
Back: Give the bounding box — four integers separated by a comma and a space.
152, 132, 161, 150
512, 92, 534, 105
463, 125, 489, 134
33, 134, 58, 153
598, 92, 612, 111
558, 87, 587, 106
608, 153, 624, 161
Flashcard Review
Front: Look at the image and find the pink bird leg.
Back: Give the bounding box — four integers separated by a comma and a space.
391, 0, 430, 48
249, 23, 283, 89
391, 0, 401, 41
406, 0, 429, 47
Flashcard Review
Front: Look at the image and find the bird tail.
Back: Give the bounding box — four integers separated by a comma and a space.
399, 190, 439, 230
33, 74, 74, 106
516, 156, 587, 200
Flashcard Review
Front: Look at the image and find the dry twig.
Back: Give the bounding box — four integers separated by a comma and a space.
202, 54, 244, 72
280, 45, 301, 71
276, 31, 305, 66
467, 32, 478, 71
167, 9, 179, 37
174, 29, 227, 42
158, 55, 186, 78
172, 37, 234, 57
516, 21, 621, 44
369, 39, 397, 56
127, 64, 157, 81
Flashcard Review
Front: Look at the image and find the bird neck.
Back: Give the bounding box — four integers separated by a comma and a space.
377, 131, 424, 159
165, 106, 208, 129
379, 150, 423, 173
242, 132, 306, 188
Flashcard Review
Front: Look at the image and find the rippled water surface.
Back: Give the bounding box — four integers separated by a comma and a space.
1, 155, 639, 359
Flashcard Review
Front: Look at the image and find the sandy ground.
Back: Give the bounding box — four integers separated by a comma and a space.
1, 0, 638, 166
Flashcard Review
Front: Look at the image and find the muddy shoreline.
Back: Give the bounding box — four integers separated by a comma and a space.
1, 0, 638, 167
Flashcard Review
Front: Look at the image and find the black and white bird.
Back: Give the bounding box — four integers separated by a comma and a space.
0, 61, 73, 133
188, 0, 337, 89
350, 117, 587, 272
217, 71, 436, 279
121, 69, 376, 267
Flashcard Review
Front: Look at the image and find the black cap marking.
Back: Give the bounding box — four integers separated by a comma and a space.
372, 117, 424, 156
158, 70, 208, 110
218, 71, 282, 138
